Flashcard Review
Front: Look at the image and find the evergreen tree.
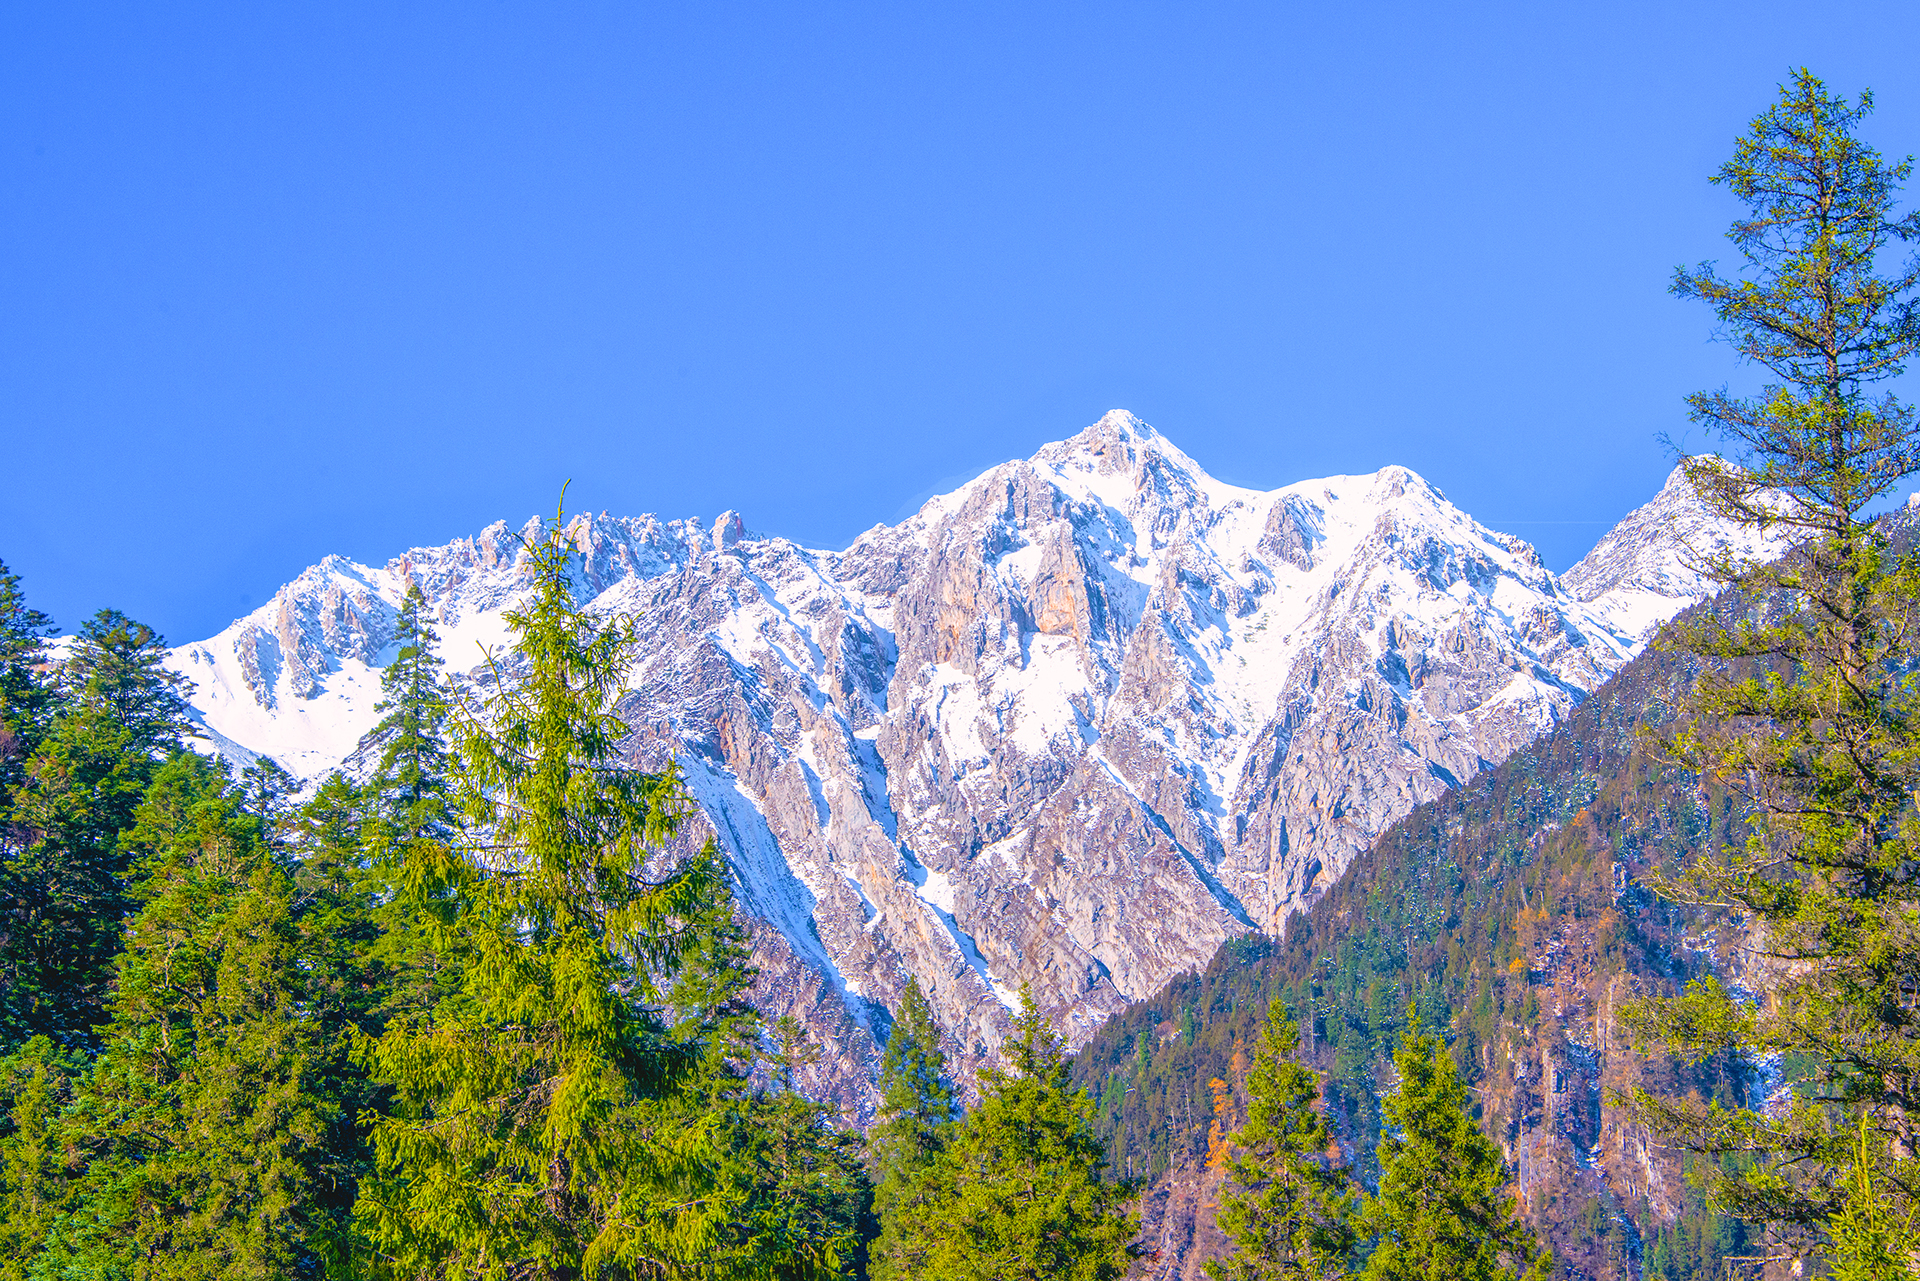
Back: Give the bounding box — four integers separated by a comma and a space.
286, 772, 391, 1245
724, 1016, 873, 1280
0, 608, 194, 1050
0, 558, 59, 802
882, 987, 1137, 1281
1625, 68, 1920, 1242
1208, 1001, 1358, 1281
1826, 1113, 1917, 1281
27, 753, 361, 1277
354, 509, 734, 1279
58, 609, 194, 754
368, 582, 454, 850
1360, 1023, 1549, 1281
869, 976, 956, 1213
0, 1036, 80, 1280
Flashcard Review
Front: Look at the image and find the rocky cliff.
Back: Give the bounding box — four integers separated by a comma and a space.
168, 412, 1778, 1111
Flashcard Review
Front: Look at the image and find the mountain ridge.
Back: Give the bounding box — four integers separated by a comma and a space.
163, 411, 1783, 1111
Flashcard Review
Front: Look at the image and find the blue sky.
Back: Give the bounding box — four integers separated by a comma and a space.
6, 3, 1920, 642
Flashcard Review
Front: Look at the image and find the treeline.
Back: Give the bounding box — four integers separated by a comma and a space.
1070, 597, 1763, 1278
0, 510, 1583, 1281
0, 522, 1135, 1281
1082, 66, 1920, 1281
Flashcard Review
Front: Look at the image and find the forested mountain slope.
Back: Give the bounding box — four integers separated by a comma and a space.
1064, 505, 1905, 1278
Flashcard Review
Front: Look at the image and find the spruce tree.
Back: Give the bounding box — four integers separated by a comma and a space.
0, 558, 59, 801
28, 753, 359, 1277
1826, 1114, 1917, 1281
0, 608, 194, 1050
884, 988, 1137, 1281
58, 609, 195, 753
368, 582, 454, 850
1208, 1001, 1357, 1281
724, 1016, 873, 1280
0, 1036, 80, 1280
1361, 1024, 1549, 1281
286, 772, 390, 1241
1623, 69, 1920, 1243
870, 976, 956, 1209
354, 509, 733, 1279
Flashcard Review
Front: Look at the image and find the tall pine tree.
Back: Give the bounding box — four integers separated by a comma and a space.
354, 509, 737, 1279
1, 608, 194, 1050
0, 559, 58, 804
26, 753, 363, 1277
1625, 69, 1920, 1253
368, 582, 454, 851
1208, 1001, 1357, 1281
882, 987, 1137, 1281
869, 977, 956, 1211
1360, 1023, 1549, 1281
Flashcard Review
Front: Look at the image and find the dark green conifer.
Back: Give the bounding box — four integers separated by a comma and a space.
1208, 1001, 1358, 1281
354, 510, 734, 1279
0, 559, 59, 801
727, 1015, 873, 1279
871, 976, 956, 1202
368, 582, 453, 849
27, 753, 359, 1277
0, 609, 194, 1050
1360, 1022, 1549, 1281
0, 1036, 80, 1280
58, 609, 194, 753
882, 987, 1137, 1281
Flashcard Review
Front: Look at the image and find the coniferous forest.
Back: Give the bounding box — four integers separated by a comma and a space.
8, 67, 1920, 1281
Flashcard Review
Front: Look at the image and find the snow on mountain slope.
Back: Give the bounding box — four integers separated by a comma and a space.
1562, 460, 1790, 641
166, 411, 1765, 1109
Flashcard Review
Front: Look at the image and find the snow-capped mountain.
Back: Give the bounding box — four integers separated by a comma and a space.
167, 412, 1779, 1110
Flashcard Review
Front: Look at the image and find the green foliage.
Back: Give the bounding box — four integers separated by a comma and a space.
868, 977, 957, 1280
354, 509, 740, 1279
1361, 1020, 1549, 1281
870, 978, 956, 1208
1, 608, 196, 1052
1626, 68, 1920, 1245
59, 610, 194, 756
1825, 1113, 1918, 1281
882, 988, 1136, 1281
1207, 1001, 1358, 1281
0, 1036, 80, 1279
0, 558, 59, 798
29, 752, 363, 1277
368, 582, 454, 851
717, 1017, 872, 1281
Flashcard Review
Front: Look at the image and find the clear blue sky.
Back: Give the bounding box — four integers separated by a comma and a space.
6, 3, 1920, 642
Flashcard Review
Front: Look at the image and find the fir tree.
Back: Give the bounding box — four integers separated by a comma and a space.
884, 987, 1137, 1281
870, 976, 956, 1210
286, 772, 391, 1242
58, 609, 194, 754
1826, 1113, 1917, 1281
0, 558, 58, 803
28, 753, 360, 1277
368, 582, 454, 850
354, 508, 734, 1279
724, 1016, 873, 1280
1361, 1023, 1549, 1281
1624, 68, 1920, 1245
1208, 1001, 1358, 1281
0, 1035, 80, 1280
0, 608, 193, 1051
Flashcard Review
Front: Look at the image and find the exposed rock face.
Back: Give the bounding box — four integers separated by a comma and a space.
168, 412, 1773, 1112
